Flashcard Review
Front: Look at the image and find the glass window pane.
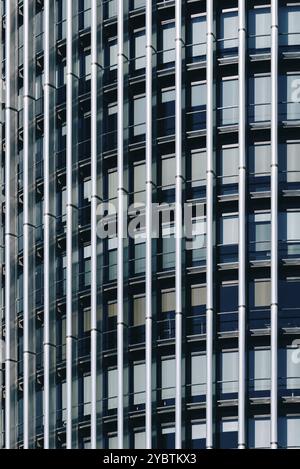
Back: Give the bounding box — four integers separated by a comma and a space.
108, 435, 118, 449
162, 22, 175, 63
134, 163, 146, 204
254, 280, 270, 307
190, 15, 206, 58
221, 79, 238, 125
248, 7, 271, 49
161, 358, 175, 400
191, 354, 206, 396
221, 215, 239, 245
134, 362, 146, 405
162, 156, 176, 188
249, 417, 270, 448
134, 296, 145, 326
134, 431, 146, 449
250, 348, 271, 391
192, 422, 206, 440
279, 6, 300, 46
108, 368, 117, 409
191, 151, 206, 186
251, 75, 271, 122
83, 374, 91, 415
221, 147, 239, 184
287, 417, 300, 448
191, 285, 206, 308
220, 418, 238, 449
286, 347, 300, 389
162, 290, 175, 313
133, 95, 146, 135
108, 301, 117, 318
249, 143, 271, 175
221, 350, 238, 393
287, 211, 300, 241
134, 30, 146, 70
220, 10, 238, 50
279, 416, 300, 448
286, 142, 300, 182
191, 82, 206, 108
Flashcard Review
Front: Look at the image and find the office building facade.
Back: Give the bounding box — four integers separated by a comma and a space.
1, 0, 300, 449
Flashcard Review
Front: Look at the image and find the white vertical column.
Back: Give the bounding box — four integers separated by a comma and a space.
23, 0, 36, 449
175, 0, 183, 450
4, 0, 18, 450
206, 0, 215, 449
90, 0, 101, 449
271, 0, 278, 450
117, 0, 125, 449
238, 0, 246, 450
145, 0, 153, 450
66, 0, 79, 449
66, 0, 73, 448
43, 0, 56, 449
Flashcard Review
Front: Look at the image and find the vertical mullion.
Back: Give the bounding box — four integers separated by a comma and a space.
43, 0, 56, 449
206, 0, 215, 450
66, 0, 79, 449
238, 0, 246, 450
4, 0, 18, 450
0, 0, 3, 448
117, 0, 125, 449
175, 0, 183, 450
145, 0, 153, 450
90, 0, 102, 449
23, 0, 36, 449
271, 0, 279, 450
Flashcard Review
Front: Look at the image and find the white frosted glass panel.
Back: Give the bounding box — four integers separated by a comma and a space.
134, 31, 146, 69
162, 156, 176, 187
221, 147, 238, 184
221, 351, 238, 393
221, 79, 238, 125
251, 144, 271, 175
287, 143, 300, 182
134, 96, 146, 135
162, 291, 175, 313
108, 368, 117, 409
252, 75, 271, 122
192, 423, 206, 440
108, 435, 118, 449
191, 16, 206, 57
249, 418, 270, 448
134, 362, 146, 405
83, 374, 91, 416
191, 354, 206, 396
286, 348, 300, 389
221, 216, 239, 245
62, 381, 67, 422
279, 6, 300, 46
287, 418, 300, 447
162, 22, 175, 63
161, 358, 175, 399
191, 151, 206, 186
287, 211, 300, 241
253, 349, 271, 391
222, 419, 238, 432
191, 83, 206, 107
254, 280, 270, 307
134, 163, 146, 203
134, 296, 145, 326
220, 11, 238, 49
248, 8, 271, 49
191, 285, 206, 307
134, 431, 146, 449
